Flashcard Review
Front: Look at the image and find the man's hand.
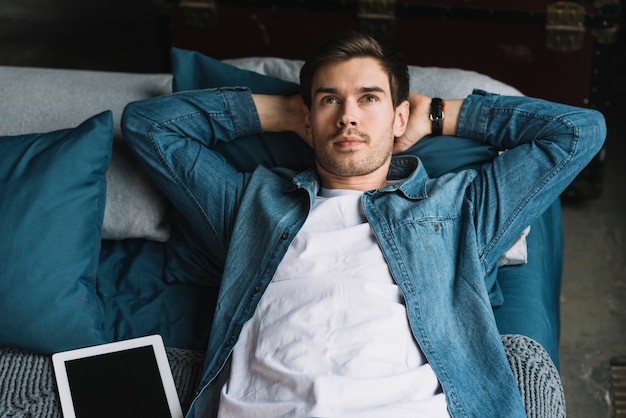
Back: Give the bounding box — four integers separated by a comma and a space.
393, 93, 463, 154
393, 93, 432, 154
253, 94, 311, 146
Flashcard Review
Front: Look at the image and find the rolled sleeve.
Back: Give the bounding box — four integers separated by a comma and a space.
455, 89, 501, 144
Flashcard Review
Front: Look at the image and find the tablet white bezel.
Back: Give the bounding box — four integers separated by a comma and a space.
52, 334, 183, 418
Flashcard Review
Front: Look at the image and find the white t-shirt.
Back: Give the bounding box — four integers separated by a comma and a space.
218, 189, 449, 417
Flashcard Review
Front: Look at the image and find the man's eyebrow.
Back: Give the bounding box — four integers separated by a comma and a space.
313, 86, 387, 96
359, 86, 386, 94
313, 87, 339, 96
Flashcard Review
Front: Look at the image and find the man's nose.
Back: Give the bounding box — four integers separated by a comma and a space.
338, 102, 358, 128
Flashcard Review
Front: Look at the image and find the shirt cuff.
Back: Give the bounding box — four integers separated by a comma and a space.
456, 89, 500, 143
218, 87, 264, 138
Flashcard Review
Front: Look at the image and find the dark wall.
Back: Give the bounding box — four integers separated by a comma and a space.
0, 0, 169, 72
2, 0, 154, 21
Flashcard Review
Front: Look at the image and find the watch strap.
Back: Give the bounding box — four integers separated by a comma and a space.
430, 98, 445, 136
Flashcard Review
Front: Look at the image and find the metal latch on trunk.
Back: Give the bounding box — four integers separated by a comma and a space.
179, 0, 217, 29
590, 0, 621, 45
546, 2, 586, 52
358, 0, 396, 39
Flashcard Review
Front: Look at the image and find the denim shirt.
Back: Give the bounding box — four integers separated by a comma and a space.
122, 87, 605, 417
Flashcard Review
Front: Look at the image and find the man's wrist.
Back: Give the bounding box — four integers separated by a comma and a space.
439, 99, 462, 136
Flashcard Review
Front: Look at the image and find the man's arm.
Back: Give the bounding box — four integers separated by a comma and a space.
459, 90, 606, 270
394, 89, 605, 276
122, 87, 263, 262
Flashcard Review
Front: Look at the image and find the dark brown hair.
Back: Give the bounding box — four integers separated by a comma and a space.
299, 31, 410, 109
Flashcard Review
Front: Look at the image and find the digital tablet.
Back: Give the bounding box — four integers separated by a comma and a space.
52, 334, 184, 418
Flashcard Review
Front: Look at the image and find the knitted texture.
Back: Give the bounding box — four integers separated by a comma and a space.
0, 347, 61, 418
166, 348, 205, 412
502, 334, 567, 418
1, 336, 562, 416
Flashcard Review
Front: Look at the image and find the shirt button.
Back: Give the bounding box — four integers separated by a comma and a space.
280, 231, 289, 240
254, 283, 262, 292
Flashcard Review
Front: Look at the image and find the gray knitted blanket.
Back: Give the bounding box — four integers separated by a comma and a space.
0, 334, 564, 417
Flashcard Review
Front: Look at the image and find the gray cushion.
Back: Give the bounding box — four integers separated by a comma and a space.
502, 334, 566, 418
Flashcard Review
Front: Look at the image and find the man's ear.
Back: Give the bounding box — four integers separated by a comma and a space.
393, 100, 410, 137
303, 107, 314, 148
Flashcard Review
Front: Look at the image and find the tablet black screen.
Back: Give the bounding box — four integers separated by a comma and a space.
64, 345, 173, 418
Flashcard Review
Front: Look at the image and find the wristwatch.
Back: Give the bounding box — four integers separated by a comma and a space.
430, 98, 445, 136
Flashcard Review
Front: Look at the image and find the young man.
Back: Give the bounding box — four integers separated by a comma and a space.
122, 31, 606, 417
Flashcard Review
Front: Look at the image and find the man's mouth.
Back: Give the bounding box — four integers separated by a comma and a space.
331, 129, 367, 147
336, 136, 363, 144
333, 136, 365, 151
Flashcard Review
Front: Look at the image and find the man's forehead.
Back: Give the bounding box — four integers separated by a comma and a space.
312, 58, 391, 95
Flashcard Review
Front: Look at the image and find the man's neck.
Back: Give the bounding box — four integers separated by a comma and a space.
317, 165, 389, 192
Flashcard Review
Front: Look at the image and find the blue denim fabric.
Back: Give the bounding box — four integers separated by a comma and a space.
122, 87, 605, 417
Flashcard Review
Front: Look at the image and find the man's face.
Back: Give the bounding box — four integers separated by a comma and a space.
305, 57, 407, 185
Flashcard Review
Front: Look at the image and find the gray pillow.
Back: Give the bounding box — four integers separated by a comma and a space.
0, 65, 174, 241
224, 57, 524, 98
103, 142, 171, 241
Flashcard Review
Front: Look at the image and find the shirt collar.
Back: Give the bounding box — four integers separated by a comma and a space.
288, 154, 429, 200
380, 155, 429, 200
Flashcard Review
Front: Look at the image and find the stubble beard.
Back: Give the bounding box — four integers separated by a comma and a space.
314, 128, 394, 177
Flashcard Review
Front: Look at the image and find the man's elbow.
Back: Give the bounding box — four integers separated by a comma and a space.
578, 108, 607, 159
121, 100, 150, 149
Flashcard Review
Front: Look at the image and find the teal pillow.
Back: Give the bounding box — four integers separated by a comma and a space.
0, 111, 113, 354
170, 47, 498, 175
171, 47, 300, 95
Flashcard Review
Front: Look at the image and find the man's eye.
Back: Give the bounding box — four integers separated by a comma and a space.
363, 95, 378, 102
322, 97, 338, 104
